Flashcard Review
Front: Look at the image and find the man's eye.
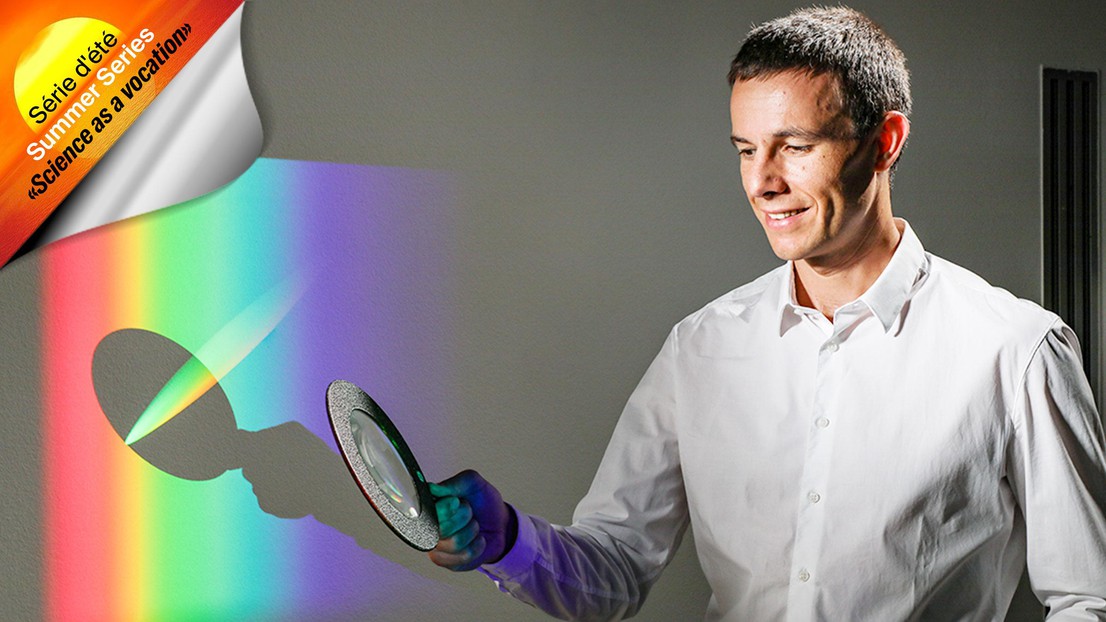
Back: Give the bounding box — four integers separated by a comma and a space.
785, 144, 813, 154
737, 148, 755, 159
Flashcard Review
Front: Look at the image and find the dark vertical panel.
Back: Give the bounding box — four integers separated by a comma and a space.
1075, 79, 1083, 340
1042, 68, 1100, 406
1043, 77, 1057, 315
1085, 78, 1100, 399
1058, 76, 1065, 318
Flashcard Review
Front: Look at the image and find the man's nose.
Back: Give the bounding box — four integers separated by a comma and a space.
745, 153, 787, 199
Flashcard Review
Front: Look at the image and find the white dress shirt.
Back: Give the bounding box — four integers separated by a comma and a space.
482, 221, 1106, 621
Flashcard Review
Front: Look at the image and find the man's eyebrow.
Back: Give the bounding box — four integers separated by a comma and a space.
730, 126, 848, 146
774, 127, 829, 141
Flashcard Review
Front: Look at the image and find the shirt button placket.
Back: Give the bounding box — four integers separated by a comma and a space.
786, 333, 843, 620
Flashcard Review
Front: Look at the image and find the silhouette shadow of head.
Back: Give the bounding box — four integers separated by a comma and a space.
91, 328, 431, 566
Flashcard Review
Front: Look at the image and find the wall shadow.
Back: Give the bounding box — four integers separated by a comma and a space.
92, 328, 437, 576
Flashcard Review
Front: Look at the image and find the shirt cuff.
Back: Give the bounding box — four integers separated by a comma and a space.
478, 504, 538, 587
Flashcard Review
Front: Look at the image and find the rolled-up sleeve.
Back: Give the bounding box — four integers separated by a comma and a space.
1008, 321, 1106, 618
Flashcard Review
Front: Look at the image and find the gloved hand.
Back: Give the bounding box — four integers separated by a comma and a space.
428, 469, 518, 571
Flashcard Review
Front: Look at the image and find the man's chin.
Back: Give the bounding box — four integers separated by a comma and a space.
766, 241, 806, 262
764, 229, 827, 263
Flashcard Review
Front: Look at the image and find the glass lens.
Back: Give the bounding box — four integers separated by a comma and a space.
349, 408, 420, 518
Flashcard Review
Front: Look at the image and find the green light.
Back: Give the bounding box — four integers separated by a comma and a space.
125, 272, 308, 445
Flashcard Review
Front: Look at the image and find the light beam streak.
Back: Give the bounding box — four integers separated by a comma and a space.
124, 271, 309, 445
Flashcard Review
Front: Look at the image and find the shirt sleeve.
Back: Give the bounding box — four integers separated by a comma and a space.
1008, 320, 1106, 618
480, 328, 690, 621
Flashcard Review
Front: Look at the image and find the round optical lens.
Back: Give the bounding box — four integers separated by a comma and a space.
349, 408, 420, 518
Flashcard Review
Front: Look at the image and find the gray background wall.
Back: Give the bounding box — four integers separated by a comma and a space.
1, 1, 1102, 620
242, 1, 1103, 618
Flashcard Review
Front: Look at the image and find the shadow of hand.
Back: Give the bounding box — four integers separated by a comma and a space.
238, 421, 410, 561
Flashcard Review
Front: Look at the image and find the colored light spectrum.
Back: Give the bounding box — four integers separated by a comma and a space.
125, 270, 308, 444
39, 158, 460, 620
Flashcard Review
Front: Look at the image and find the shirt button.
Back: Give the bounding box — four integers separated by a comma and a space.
798, 569, 810, 582
815, 417, 830, 428
825, 341, 839, 353
808, 491, 821, 504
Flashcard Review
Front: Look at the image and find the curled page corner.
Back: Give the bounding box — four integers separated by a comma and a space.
23, 4, 262, 253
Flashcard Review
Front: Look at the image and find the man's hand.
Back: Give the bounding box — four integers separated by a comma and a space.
428, 470, 517, 571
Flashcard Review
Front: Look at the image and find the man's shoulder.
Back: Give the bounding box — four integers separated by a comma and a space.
924, 254, 1060, 338
670, 264, 788, 342
708, 264, 788, 309
668, 256, 1062, 345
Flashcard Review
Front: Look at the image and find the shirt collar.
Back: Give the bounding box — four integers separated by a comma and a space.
777, 218, 929, 335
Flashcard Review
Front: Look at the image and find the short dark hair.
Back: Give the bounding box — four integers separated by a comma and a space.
728, 6, 911, 138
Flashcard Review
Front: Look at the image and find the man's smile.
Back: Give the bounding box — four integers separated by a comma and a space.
763, 206, 810, 228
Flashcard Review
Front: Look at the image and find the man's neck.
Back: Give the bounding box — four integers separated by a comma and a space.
794, 217, 903, 321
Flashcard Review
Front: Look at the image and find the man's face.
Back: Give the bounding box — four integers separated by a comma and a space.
730, 71, 881, 268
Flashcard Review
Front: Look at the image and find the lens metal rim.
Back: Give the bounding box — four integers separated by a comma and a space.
326, 379, 439, 551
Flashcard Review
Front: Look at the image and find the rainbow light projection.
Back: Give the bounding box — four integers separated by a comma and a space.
40, 158, 461, 620
124, 270, 309, 445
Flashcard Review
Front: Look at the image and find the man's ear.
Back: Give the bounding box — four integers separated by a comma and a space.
874, 111, 910, 172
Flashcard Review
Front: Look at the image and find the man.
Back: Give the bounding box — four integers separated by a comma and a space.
429, 7, 1106, 620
